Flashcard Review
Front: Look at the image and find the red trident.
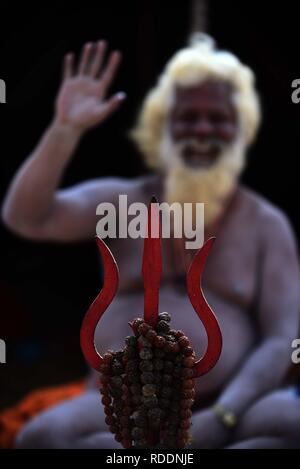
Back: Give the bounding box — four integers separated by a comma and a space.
80, 198, 222, 377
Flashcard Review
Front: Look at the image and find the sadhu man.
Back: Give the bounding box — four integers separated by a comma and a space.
2, 35, 300, 448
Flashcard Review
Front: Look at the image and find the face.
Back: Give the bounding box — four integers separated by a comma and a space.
168, 81, 238, 168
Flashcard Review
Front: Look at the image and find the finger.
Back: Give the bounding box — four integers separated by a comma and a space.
63, 53, 74, 80
89, 40, 107, 78
93, 92, 126, 122
97, 51, 122, 97
78, 42, 94, 75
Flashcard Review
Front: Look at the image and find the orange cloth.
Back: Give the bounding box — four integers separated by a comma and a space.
0, 381, 85, 449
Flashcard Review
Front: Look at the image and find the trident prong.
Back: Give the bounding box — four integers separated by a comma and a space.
186, 237, 222, 377
80, 237, 119, 371
142, 196, 162, 329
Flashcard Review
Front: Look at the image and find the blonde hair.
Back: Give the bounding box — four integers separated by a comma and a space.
130, 34, 261, 169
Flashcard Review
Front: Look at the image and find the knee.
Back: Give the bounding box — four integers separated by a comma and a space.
15, 412, 70, 449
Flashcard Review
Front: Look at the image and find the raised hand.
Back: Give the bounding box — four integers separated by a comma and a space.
55, 41, 125, 134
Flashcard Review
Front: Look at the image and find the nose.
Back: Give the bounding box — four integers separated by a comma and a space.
192, 118, 214, 139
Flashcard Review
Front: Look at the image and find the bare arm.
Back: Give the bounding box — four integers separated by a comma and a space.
1, 40, 126, 241
191, 207, 300, 448
216, 208, 300, 416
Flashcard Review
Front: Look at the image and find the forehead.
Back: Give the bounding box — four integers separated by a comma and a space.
172, 80, 235, 112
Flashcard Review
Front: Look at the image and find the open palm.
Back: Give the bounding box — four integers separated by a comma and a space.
55, 41, 125, 132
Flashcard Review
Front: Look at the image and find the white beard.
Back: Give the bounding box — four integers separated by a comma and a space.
160, 129, 247, 228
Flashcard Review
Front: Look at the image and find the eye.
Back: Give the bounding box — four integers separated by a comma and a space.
175, 111, 197, 123
210, 113, 228, 123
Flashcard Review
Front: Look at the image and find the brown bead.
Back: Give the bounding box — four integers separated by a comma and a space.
157, 320, 170, 333
170, 399, 180, 412
132, 410, 147, 427
139, 348, 153, 360
130, 384, 141, 394
110, 388, 122, 398
124, 347, 136, 359
164, 342, 174, 353
138, 335, 151, 348
131, 427, 145, 439
148, 407, 162, 420
146, 329, 157, 343
180, 409, 192, 419
162, 374, 173, 385
180, 398, 194, 409
129, 318, 144, 334
175, 330, 185, 339
168, 413, 180, 425
125, 335, 137, 347
122, 438, 132, 449
121, 384, 130, 398
134, 439, 147, 448
182, 346, 194, 356
169, 343, 180, 353
181, 389, 195, 399
161, 386, 172, 398
127, 371, 139, 384
181, 368, 195, 379
141, 372, 155, 384
173, 365, 182, 378
114, 350, 124, 360
112, 361, 123, 375
158, 312, 171, 322
153, 359, 164, 371
131, 395, 142, 406
182, 379, 195, 389
113, 401, 123, 413
178, 336, 190, 348
101, 396, 111, 406
126, 358, 139, 371
154, 335, 166, 348
110, 376, 123, 388
120, 415, 130, 426
122, 406, 132, 416
138, 323, 151, 336
154, 372, 162, 384
177, 428, 189, 438
180, 418, 191, 429
99, 363, 111, 374
103, 352, 113, 364
177, 438, 186, 449
143, 396, 158, 408
154, 348, 165, 358
100, 374, 110, 386
164, 361, 174, 373
114, 433, 122, 442
104, 406, 113, 416
142, 384, 157, 397
174, 354, 183, 364
139, 360, 153, 372
183, 356, 195, 367
159, 398, 170, 409
121, 428, 131, 438
105, 415, 116, 426
108, 425, 119, 433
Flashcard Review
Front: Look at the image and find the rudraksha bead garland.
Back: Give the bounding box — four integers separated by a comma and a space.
99, 312, 196, 448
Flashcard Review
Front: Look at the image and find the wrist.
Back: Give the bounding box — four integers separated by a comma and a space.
50, 119, 84, 142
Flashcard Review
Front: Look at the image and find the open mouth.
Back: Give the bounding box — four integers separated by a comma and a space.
181, 142, 221, 168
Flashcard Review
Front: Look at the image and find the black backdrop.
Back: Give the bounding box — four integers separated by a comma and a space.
0, 1, 299, 408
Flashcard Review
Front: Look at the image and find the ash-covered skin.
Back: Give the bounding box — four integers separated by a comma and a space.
99, 312, 196, 449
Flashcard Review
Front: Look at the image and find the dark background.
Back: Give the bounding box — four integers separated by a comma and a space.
0, 1, 299, 408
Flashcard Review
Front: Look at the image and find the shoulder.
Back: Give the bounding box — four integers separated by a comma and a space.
69, 174, 158, 204
237, 185, 297, 248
